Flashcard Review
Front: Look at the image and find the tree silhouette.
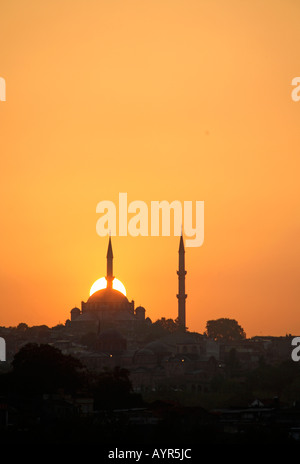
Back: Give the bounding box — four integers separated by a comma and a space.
205, 318, 246, 341
138, 317, 183, 343
16, 322, 28, 332
153, 317, 181, 333
11, 343, 84, 395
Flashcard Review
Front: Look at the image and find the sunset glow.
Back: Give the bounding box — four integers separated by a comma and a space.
0, 0, 299, 337
90, 277, 127, 297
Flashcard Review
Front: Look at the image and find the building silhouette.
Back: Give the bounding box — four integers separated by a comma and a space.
68, 235, 189, 335
68, 237, 146, 334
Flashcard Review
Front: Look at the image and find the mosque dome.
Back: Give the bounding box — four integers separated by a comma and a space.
87, 287, 129, 305
135, 306, 145, 311
71, 306, 80, 314
70, 306, 81, 321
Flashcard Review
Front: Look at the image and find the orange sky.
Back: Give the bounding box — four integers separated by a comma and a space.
0, 0, 299, 337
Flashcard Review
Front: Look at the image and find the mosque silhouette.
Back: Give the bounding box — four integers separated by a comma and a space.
68, 235, 187, 335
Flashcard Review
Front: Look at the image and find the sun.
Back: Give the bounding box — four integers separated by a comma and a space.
90, 277, 127, 296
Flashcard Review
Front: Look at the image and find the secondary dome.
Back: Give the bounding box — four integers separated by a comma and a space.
87, 286, 129, 304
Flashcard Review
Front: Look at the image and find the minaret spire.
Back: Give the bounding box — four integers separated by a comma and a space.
106, 235, 114, 289
177, 233, 187, 331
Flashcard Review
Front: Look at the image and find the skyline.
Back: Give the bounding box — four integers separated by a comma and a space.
0, 0, 299, 337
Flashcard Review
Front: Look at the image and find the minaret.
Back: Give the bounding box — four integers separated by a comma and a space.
106, 236, 114, 289
177, 234, 187, 331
